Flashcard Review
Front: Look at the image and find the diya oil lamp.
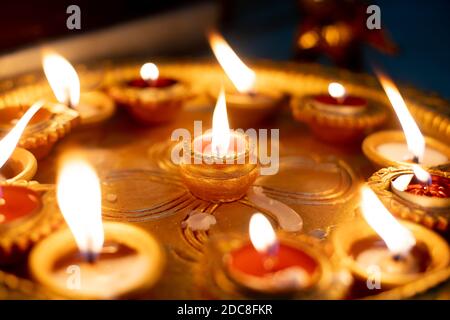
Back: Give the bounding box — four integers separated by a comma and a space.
208, 31, 286, 129
43, 51, 116, 127
179, 89, 259, 203
107, 62, 191, 125
29, 155, 164, 299
291, 81, 387, 143
0, 180, 62, 265
363, 71, 450, 169
0, 102, 41, 182
0, 98, 79, 159
204, 213, 349, 299
332, 187, 449, 289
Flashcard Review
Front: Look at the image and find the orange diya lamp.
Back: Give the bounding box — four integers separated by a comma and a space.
107, 62, 191, 125
179, 89, 259, 203
363, 71, 450, 169
208, 31, 286, 129
332, 187, 449, 290
43, 51, 116, 127
29, 155, 164, 299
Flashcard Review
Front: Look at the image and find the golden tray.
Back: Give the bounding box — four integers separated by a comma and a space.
0, 59, 449, 300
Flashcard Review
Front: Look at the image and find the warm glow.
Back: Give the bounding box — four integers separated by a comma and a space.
249, 213, 277, 254
328, 82, 346, 99
376, 71, 425, 162
361, 187, 415, 255
140, 62, 159, 81
211, 88, 231, 157
208, 31, 256, 93
57, 154, 104, 258
42, 51, 80, 107
298, 31, 319, 49
0, 101, 44, 169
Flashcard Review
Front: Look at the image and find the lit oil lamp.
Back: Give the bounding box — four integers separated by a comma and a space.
107, 62, 191, 125
0, 181, 62, 265
0, 99, 79, 159
0, 102, 42, 181
29, 155, 164, 299
205, 213, 349, 299
43, 51, 116, 127
363, 71, 450, 168
208, 31, 286, 129
332, 187, 449, 289
291, 81, 387, 144
179, 89, 259, 203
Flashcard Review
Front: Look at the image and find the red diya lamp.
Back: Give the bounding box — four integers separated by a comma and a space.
0, 185, 41, 226
223, 213, 322, 295
108, 62, 191, 125
43, 51, 116, 127
311, 82, 367, 114
208, 31, 286, 129
391, 165, 450, 209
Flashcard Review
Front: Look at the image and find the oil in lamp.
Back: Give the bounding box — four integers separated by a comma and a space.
0, 101, 41, 182
0, 180, 62, 265
0, 98, 78, 159
107, 62, 191, 125
29, 154, 164, 299
179, 89, 259, 203
291, 81, 387, 143
362, 71, 450, 169
203, 213, 350, 299
43, 51, 116, 127
332, 187, 449, 290
208, 31, 286, 129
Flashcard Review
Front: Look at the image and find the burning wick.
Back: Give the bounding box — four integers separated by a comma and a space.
328, 82, 346, 104
249, 213, 279, 271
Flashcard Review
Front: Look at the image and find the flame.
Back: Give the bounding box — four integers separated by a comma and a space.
361, 187, 415, 255
211, 88, 231, 157
42, 51, 80, 107
0, 101, 44, 169
376, 71, 425, 162
57, 154, 104, 259
140, 63, 159, 81
208, 31, 256, 93
249, 213, 278, 255
328, 82, 346, 99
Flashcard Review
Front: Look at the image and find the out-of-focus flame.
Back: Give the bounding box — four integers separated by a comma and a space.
208, 31, 256, 93
0, 101, 44, 169
211, 88, 231, 157
42, 51, 80, 107
361, 187, 415, 255
140, 63, 159, 81
57, 154, 104, 259
249, 213, 278, 255
328, 82, 346, 99
376, 71, 424, 163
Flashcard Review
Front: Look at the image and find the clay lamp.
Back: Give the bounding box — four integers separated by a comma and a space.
107, 62, 191, 125
29, 155, 164, 299
332, 187, 449, 290
291, 82, 387, 143
363, 71, 450, 169
208, 31, 286, 129
42, 51, 116, 127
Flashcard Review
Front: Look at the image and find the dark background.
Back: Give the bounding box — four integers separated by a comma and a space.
0, 0, 448, 98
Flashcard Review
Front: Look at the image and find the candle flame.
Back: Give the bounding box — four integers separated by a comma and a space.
249, 213, 278, 255
57, 154, 104, 260
361, 187, 415, 256
0, 101, 44, 169
328, 82, 346, 99
140, 63, 159, 81
42, 51, 80, 107
376, 71, 424, 163
211, 88, 231, 157
208, 31, 256, 93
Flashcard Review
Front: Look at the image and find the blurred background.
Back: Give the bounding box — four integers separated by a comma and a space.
0, 0, 448, 98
